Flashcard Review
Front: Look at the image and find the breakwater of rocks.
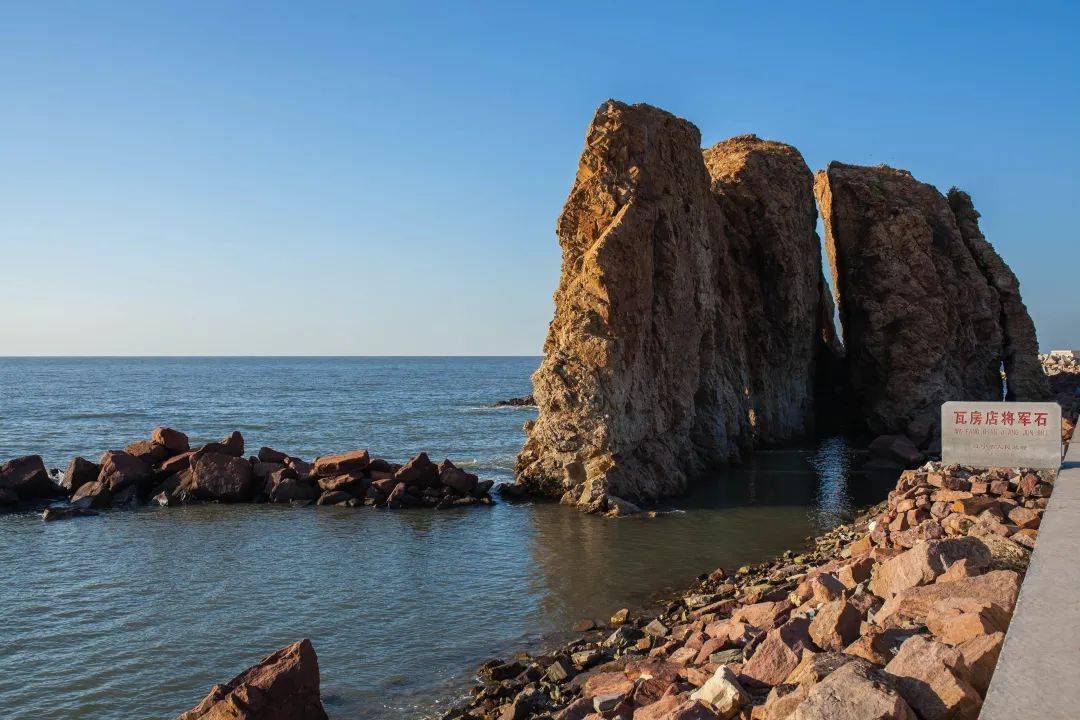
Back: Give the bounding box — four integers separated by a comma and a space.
0, 428, 495, 520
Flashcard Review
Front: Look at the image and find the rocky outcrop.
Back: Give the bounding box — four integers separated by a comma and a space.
516, 102, 832, 510
948, 189, 1049, 402
815, 163, 1045, 443
176, 639, 328, 720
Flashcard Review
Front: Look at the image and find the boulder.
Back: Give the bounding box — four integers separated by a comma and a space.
870, 538, 991, 598
807, 600, 862, 651
71, 480, 112, 509
124, 439, 172, 465
516, 102, 833, 508
42, 503, 99, 521
0, 487, 17, 506
221, 431, 245, 458
439, 461, 479, 495
313, 449, 370, 477
189, 452, 255, 502
97, 451, 153, 493
316, 474, 367, 495
884, 635, 982, 720
793, 660, 916, 720
732, 600, 792, 631
268, 473, 317, 503
815, 162, 1044, 440
316, 490, 353, 506
176, 639, 327, 720
956, 631, 1004, 694
740, 617, 815, 687
152, 426, 190, 453
160, 451, 194, 475
0, 455, 60, 499
875, 570, 1021, 628
257, 446, 289, 464
62, 456, 100, 493
394, 452, 439, 488
689, 665, 749, 718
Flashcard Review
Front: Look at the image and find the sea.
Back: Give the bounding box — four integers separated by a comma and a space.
0, 357, 891, 719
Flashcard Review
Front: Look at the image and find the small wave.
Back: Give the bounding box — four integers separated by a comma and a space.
58, 411, 148, 421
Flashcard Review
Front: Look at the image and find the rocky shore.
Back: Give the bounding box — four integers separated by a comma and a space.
0, 428, 495, 519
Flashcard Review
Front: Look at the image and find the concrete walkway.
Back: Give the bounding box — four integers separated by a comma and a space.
981, 438, 1080, 718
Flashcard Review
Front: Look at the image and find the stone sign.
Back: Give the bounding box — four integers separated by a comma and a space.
942, 401, 1062, 469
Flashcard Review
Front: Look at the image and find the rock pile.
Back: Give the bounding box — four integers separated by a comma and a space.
516, 102, 834, 513
451, 460, 1055, 720
177, 639, 328, 720
1042, 351, 1080, 443
0, 427, 495, 518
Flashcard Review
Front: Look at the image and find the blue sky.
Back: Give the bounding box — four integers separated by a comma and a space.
1, 1, 1076, 355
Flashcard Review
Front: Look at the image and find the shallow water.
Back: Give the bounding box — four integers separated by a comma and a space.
0, 358, 890, 719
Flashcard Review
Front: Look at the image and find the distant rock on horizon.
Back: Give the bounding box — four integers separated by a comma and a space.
514, 101, 834, 512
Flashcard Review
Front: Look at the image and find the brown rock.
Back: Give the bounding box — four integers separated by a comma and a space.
925, 597, 1010, 645
439, 460, 479, 494
316, 490, 354, 506
956, 631, 1004, 694
176, 639, 327, 720
793, 660, 916, 720
221, 431, 245, 458
582, 671, 635, 699
268, 472, 316, 503
843, 627, 915, 666
160, 451, 193, 475
816, 162, 1041, 441
1006, 505, 1041, 529
876, 570, 1021, 628
947, 189, 1049, 401
124, 439, 172, 465
313, 449, 370, 477
783, 652, 855, 687
689, 665, 749, 718
62, 456, 100, 493
884, 635, 981, 720
740, 618, 814, 687
394, 452, 439, 488
152, 427, 190, 453
258, 446, 289, 464
732, 600, 792, 631
808, 600, 862, 651
0, 455, 59, 500
97, 451, 153, 493
516, 102, 831, 508
316, 473, 367, 494
869, 538, 991, 598
189, 452, 254, 502
71, 480, 112, 509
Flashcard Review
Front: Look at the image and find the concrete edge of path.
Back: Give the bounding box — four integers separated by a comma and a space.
981, 437, 1080, 718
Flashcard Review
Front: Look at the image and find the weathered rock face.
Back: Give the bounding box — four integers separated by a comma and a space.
516, 102, 831, 509
947, 189, 1049, 402
176, 639, 328, 720
815, 163, 1045, 442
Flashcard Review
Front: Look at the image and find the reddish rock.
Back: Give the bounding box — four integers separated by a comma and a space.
62, 456, 100, 493
876, 570, 1021, 628
884, 635, 981, 720
124, 439, 172, 465
176, 639, 327, 720
784, 652, 855, 687
844, 627, 915, 666
439, 460, 479, 495
740, 618, 814, 687
808, 600, 862, 651
582, 671, 635, 699
793, 660, 916, 720
268, 472, 316, 503
870, 538, 991, 598
152, 426, 190, 453
394, 452, 439, 488
160, 451, 194, 475
925, 597, 1010, 645
316, 474, 367, 494
189, 452, 255, 502
97, 451, 153, 493
732, 600, 792, 631
956, 631, 1004, 694
1006, 505, 1041, 529
316, 490, 354, 506
837, 557, 874, 588
689, 665, 749, 718
0, 455, 59, 499
313, 449, 370, 477
71, 480, 112, 509
257, 446, 289, 464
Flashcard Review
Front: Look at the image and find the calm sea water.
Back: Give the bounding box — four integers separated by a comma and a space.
0, 357, 889, 720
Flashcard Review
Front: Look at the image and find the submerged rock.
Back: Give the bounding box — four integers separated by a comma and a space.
516, 102, 831, 510
176, 639, 328, 720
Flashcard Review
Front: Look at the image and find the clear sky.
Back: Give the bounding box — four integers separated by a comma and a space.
2, 1, 1077, 355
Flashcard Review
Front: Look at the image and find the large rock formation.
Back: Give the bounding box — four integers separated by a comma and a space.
515, 101, 833, 510
815, 163, 1047, 442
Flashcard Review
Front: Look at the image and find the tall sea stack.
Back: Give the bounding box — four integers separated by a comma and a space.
815, 162, 1047, 443
515, 101, 833, 511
